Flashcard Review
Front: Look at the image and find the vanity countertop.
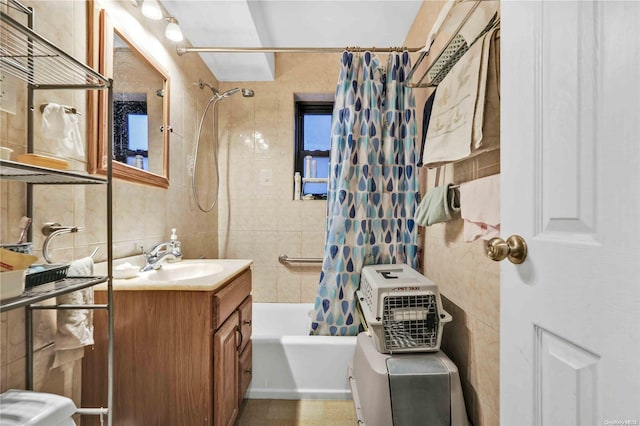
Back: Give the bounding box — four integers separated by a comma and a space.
93, 258, 252, 292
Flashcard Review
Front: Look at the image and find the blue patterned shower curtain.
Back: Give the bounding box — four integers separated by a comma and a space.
310, 51, 419, 336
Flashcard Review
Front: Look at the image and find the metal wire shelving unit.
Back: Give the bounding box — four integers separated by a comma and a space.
1, 1, 114, 424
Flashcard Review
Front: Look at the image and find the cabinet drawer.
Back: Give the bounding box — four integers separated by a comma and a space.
238, 295, 252, 353
212, 269, 251, 330
239, 341, 252, 402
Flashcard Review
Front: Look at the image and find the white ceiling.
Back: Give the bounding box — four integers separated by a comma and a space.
161, 1, 424, 81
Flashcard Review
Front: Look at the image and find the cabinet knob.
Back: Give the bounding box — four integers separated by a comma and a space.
244, 368, 252, 375
243, 319, 252, 326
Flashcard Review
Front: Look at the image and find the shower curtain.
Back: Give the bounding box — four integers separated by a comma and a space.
310, 51, 419, 336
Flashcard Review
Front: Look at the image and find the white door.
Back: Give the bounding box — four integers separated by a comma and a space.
501, 1, 640, 425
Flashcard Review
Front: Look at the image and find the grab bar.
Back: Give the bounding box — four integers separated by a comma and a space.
278, 254, 323, 265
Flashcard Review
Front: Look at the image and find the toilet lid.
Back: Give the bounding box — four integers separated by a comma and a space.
0, 389, 77, 425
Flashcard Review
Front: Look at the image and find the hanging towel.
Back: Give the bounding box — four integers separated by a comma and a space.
472, 25, 500, 150
459, 174, 500, 242
417, 90, 436, 167
421, 33, 485, 167
52, 257, 94, 369
415, 183, 460, 226
457, 1, 499, 44
422, 17, 500, 168
41, 103, 85, 160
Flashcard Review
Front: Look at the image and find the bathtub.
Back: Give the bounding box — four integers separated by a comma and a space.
246, 303, 357, 400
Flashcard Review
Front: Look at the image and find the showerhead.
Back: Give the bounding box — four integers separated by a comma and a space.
221, 88, 255, 98
197, 80, 254, 100
221, 88, 241, 98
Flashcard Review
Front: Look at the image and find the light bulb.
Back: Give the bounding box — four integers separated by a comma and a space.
141, 0, 162, 20
165, 18, 183, 42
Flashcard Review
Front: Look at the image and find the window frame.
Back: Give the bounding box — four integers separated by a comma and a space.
294, 101, 333, 197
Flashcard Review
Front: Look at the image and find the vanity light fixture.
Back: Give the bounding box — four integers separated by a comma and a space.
165, 17, 183, 42
141, 0, 162, 20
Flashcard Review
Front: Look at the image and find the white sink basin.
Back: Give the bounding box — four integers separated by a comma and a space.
142, 261, 224, 282
95, 258, 252, 291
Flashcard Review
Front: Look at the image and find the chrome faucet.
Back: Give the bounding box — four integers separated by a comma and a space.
140, 240, 182, 272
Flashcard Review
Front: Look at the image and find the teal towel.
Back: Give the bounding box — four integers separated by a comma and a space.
415, 183, 460, 226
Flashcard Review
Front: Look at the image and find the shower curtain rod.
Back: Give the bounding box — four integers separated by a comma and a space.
177, 46, 424, 55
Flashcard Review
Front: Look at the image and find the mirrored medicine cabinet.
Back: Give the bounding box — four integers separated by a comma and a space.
88, 3, 170, 188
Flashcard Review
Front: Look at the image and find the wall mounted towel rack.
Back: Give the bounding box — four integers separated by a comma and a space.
278, 254, 323, 265
406, 0, 499, 88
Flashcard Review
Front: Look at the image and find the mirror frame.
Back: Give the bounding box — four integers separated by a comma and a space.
88, 5, 170, 188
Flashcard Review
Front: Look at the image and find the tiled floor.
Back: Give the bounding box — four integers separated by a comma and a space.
237, 399, 358, 425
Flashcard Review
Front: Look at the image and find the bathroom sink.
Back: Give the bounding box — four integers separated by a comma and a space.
143, 261, 224, 282
99, 258, 252, 290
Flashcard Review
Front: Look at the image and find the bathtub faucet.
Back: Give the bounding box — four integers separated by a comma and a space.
140, 240, 182, 272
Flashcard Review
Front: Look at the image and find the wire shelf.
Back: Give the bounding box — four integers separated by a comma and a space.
0, 11, 109, 89
0, 160, 108, 184
0, 276, 108, 312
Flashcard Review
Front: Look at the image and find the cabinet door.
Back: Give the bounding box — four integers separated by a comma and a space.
238, 295, 252, 353
213, 311, 239, 426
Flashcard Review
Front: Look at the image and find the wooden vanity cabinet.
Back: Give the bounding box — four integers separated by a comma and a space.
82, 268, 252, 426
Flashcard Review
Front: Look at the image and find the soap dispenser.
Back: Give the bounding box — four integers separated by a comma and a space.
168, 228, 182, 263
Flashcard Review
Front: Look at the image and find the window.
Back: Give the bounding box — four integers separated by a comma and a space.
294, 101, 333, 198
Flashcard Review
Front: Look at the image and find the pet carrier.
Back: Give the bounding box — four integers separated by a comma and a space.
356, 264, 452, 353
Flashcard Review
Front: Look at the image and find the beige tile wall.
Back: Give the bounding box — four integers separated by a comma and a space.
216, 54, 340, 304
406, 2, 501, 425
0, 0, 219, 406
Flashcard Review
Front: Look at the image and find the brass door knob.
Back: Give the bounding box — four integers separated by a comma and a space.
486, 235, 528, 264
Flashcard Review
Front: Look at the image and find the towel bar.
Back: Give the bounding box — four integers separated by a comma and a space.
278, 254, 323, 265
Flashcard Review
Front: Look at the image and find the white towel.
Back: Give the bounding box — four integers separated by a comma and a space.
52, 257, 94, 369
41, 103, 85, 160
422, 0, 456, 52
458, 1, 499, 45
459, 174, 500, 242
422, 35, 485, 167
